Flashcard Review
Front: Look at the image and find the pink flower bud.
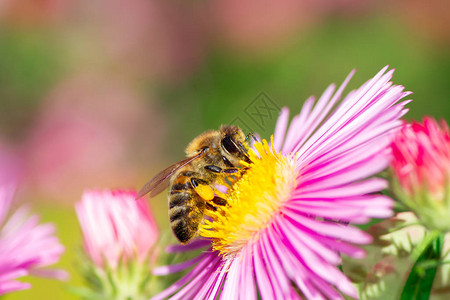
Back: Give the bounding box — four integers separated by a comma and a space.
76, 189, 159, 269
392, 118, 450, 197
391, 118, 450, 231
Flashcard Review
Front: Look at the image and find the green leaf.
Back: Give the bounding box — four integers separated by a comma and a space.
400, 233, 444, 300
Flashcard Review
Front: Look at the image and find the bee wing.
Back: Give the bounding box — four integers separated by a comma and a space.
136, 150, 206, 200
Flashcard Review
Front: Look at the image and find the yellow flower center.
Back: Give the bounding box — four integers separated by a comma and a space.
199, 137, 297, 258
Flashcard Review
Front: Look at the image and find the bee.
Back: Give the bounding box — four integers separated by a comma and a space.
136, 125, 252, 244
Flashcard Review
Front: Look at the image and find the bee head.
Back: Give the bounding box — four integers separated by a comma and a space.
219, 125, 250, 164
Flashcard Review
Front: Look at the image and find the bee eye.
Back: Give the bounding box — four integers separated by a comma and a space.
222, 136, 240, 154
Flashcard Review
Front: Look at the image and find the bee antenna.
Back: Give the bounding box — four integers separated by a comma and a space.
237, 141, 252, 164
246, 133, 258, 143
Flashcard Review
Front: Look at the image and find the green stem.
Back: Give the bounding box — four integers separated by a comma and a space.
400, 232, 444, 300
411, 230, 440, 261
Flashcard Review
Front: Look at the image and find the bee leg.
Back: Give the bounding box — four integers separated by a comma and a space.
205, 197, 227, 216
204, 165, 222, 173
223, 168, 239, 174
190, 178, 207, 187
205, 202, 217, 212
191, 178, 215, 201
191, 175, 230, 213
204, 165, 239, 174
212, 196, 227, 206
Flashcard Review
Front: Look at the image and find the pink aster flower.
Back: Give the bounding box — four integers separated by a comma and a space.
0, 185, 67, 295
76, 189, 159, 269
75, 189, 159, 299
152, 66, 411, 299
391, 118, 450, 232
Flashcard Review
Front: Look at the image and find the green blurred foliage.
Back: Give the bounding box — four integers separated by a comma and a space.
160, 15, 450, 156
0, 28, 64, 140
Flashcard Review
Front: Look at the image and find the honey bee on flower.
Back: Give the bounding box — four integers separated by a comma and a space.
137, 125, 252, 244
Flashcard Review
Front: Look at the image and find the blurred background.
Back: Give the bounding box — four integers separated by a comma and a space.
0, 0, 449, 298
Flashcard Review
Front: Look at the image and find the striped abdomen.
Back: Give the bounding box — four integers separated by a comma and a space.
168, 170, 205, 244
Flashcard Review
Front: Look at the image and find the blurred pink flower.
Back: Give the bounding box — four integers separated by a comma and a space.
394, 0, 450, 43
208, 0, 316, 51
1, 0, 70, 26
24, 72, 166, 202
311, 0, 378, 16
81, 0, 205, 81
0, 140, 22, 185
391, 118, 450, 197
75, 189, 159, 269
0, 185, 67, 295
